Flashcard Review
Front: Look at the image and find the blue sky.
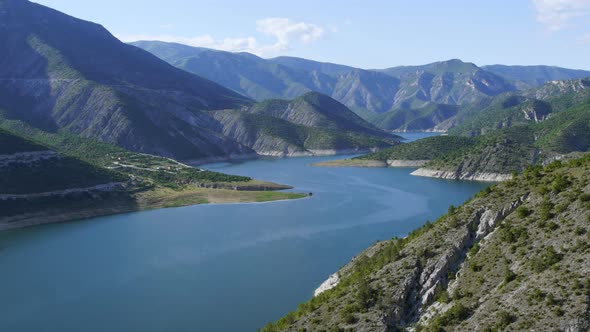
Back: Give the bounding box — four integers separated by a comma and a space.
34, 0, 590, 69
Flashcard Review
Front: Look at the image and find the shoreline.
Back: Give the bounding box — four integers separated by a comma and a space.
312, 159, 512, 182
0, 186, 308, 232
312, 158, 429, 168
410, 168, 512, 182
183, 148, 381, 166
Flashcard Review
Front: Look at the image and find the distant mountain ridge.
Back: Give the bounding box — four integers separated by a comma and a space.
483, 64, 590, 89
133, 41, 590, 132
0, 1, 395, 160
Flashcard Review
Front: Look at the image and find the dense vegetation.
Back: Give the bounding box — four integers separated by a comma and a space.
356, 136, 474, 161
0, 155, 127, 195
424, 127, 539, 175
0, 120, 253, 187
0, 128, 46, 154
0, 129, 127, 195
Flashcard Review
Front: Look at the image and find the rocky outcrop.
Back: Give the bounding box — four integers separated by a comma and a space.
314, 273, 340, 297
411, 168, 512, 182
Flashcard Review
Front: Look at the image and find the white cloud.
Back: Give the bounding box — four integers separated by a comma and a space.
117, 17, 328, 56
256, 17, 325, 49
532, 0, 590, 31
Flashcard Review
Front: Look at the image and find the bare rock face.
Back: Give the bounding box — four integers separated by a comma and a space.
411, 168, 513, 182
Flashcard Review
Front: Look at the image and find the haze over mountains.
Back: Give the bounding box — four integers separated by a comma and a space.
132, 40, 590, 132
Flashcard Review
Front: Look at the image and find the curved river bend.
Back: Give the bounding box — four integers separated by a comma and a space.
0, 133, 488, 332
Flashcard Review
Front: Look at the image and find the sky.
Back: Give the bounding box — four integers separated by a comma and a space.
33, 0, 590, 70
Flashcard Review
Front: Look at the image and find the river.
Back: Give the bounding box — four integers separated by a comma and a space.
0, 133, 488, 332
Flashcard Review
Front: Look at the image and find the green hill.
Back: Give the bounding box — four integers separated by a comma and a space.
356, 136, 474, 161
0, 124, 305, 231
247, 92, 390, 136
262, 153, 590, 331
0, 128, 126, 195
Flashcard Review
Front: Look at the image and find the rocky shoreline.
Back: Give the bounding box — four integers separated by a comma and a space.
314, 273, 340, 297
411, 168, 512, 182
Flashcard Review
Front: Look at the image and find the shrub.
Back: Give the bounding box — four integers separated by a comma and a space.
539, 199, 554, 221
574, 226, 586, 236
495, 311, 515, 330
356, 278, 376, 310
516, 206, 531, 219
504, 268, 517, 284
470, 260, 483, 272
528, 288, 546, 303
448, 205, 457, 215
579, 193, 590, 202
531, 246, 562, 272
499, 224, 528, 243
341, 312, 356, 324
468, 243, 481, 257
551, 174, 571, 193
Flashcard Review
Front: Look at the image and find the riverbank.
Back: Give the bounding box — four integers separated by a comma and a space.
312, 158, 429, 168
184, 148, 382, 166
0, 183, 307, 232
313, 159, 512, 182
411, 168, 512, 182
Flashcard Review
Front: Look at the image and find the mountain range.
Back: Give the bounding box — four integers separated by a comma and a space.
0, 0, 396, 161
132, 41, 590, 131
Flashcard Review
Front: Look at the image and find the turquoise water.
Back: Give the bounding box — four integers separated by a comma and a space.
0, 134, 488, 332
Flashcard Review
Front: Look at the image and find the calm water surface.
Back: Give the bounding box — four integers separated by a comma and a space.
0, 133, 488, 332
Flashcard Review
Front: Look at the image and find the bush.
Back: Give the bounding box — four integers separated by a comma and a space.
428, 303, 470, 330
504, 268, 517, 284
516, 206, 532, 219
470, 260, 483, 272
528, 288, 546, 303
531, 246, 562, 272
356, 278, 376, 310
468, 243, 481, 257
342, 312, 356, 324
539, 199, 554, 221
551, 174, 571, 193
545, 221, 559, 231
495, 311, 515, 330
579, 193, 590, 202
499, 224, 528, 243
